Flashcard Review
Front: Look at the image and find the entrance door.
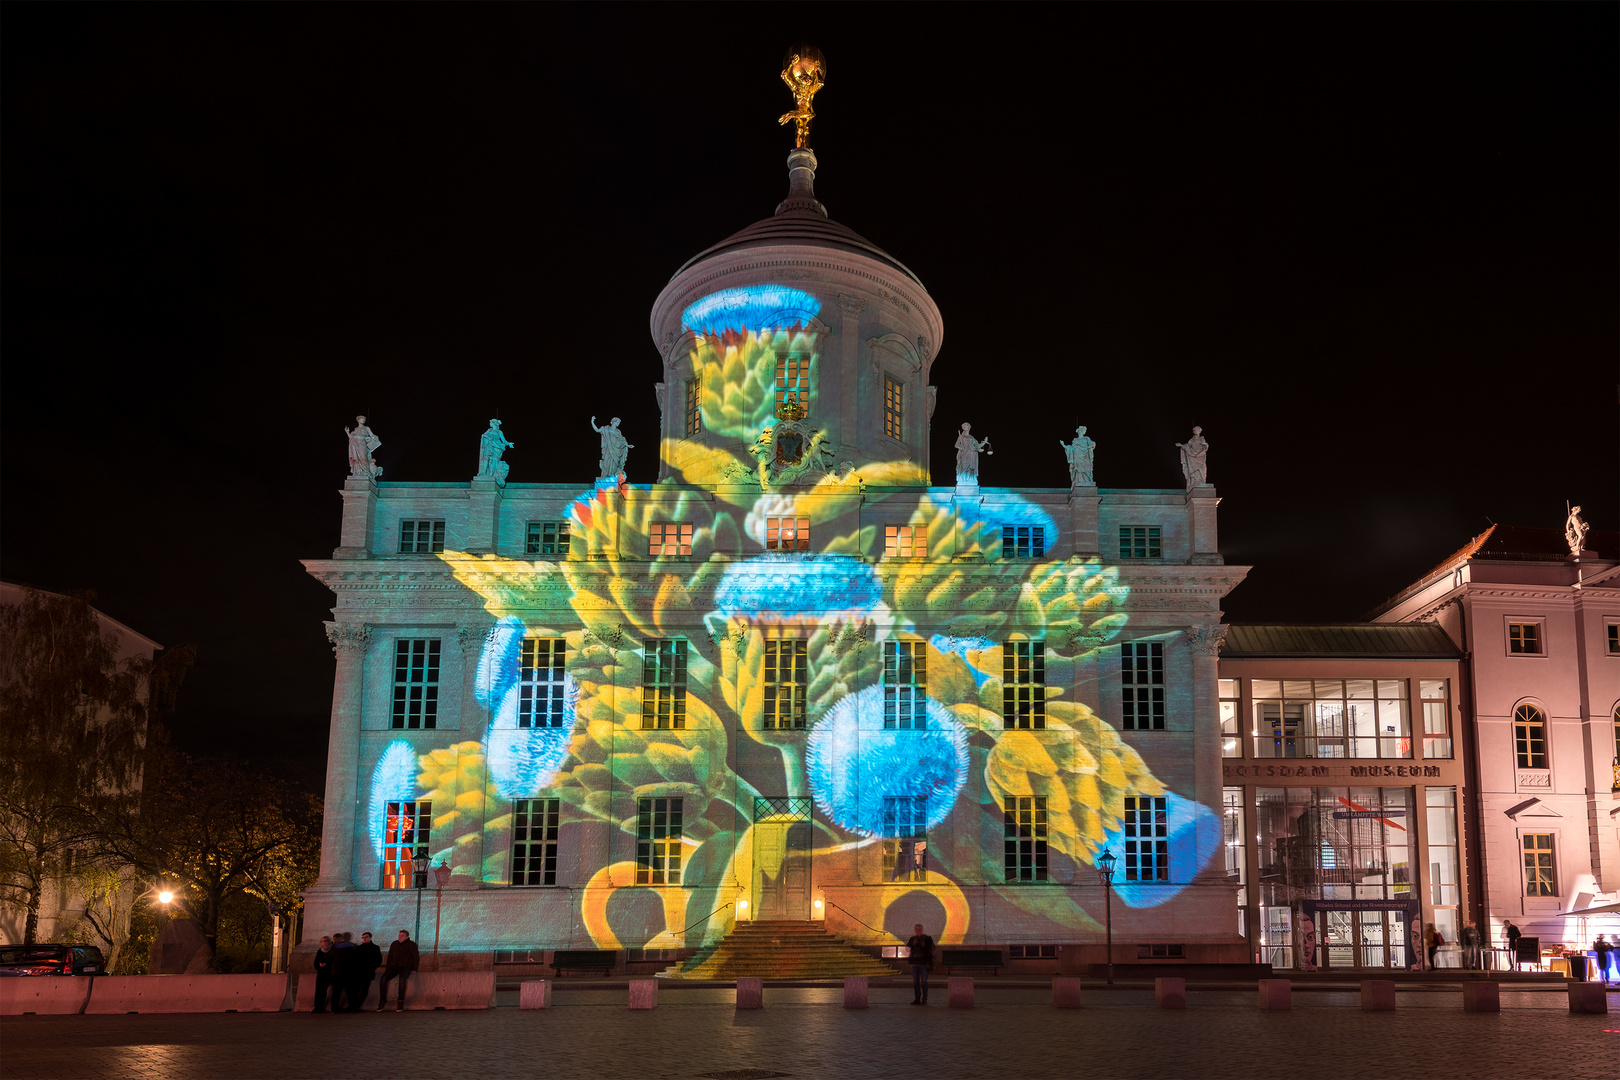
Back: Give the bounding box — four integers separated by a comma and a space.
1324, 910, 1355, 968
1359, 910, 1388, 968
753, 798, 813, 920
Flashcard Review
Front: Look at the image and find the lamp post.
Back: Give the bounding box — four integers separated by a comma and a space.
1097, 849, 1117, 986
413, 852, 428, 942
432, 862, 452, 960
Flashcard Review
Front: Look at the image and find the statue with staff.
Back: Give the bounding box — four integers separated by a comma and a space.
1061, 424, 1096, 487
591, 416, 633, 480
477, 419, 514, 485
955, 422, 992, 482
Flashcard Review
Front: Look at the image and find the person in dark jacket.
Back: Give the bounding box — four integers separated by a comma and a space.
378, 930, 420, 1011
331, 933, 358, 1010
350, 932, 383, 1011
1505, 921, 1522, 970
311, 937, 336, 1013
906, 923, 935, 1005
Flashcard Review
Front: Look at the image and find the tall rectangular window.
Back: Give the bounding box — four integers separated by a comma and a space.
1425, 787, 1459, 911
636, 797, 682, 885
511, 798, 559, 886
1508, 622, 1541, 654
762, 638, 807, 729
882, 796, 927, 881
1002, 525, 1045, 559
1608, 624, 1619, 654
883, 641, 927, 730
883, 374, 903, 441
1514, 704, 1547, 769
1002, 641, 1046, 729
1522, 833, 1556, 896
684, 376, 701, 436
519, 639, 567, 728
1222, 787, 1248, 936
400, 520, 445, 554
641, 640, 688, 729
383, 801, 430, 889
1120, 527, 1161, 559
525, 521, 570, 556
1121, 642, 1165, 730
1420, 679, 1452, 758
885, 524, 922, 558
1124, 796, 1169, 882
1219, 678, 1241, 757
392, 639, 441, 729
765, 517, 810, 551
776, 355, 809, 412
649, 522, 693, 557
1003, 796, 1048, 882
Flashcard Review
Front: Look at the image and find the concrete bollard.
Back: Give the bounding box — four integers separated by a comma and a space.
1360, 980, 1396, 1011
1155, 977, 1186, 1009
948, 976, 974, 1009
628, 979, 657, 1010
735, 977, 763, 1010
1462, 982, 1499, 1013
1258, 979, 1291, 1011
843, 976, 868, 1009
1052, 976, 1083, 1008
519, 980, 552, 1009
1567, 982, 1608, 1014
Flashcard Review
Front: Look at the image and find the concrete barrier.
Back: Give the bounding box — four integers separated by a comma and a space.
519, 980, 552, 1009
1360, 980, 1396, 1011
405, 971, 495, 1010
1258, 978, 1291, 1011
1155, 977, 1186, 1009
842, 976, 868, 1009
0, 977, 93, 1015
735, 977, 763, 1009
294, 973, 382, 1012
86, 974, 289, 1014
1052, 976, 1082, 1008
1462, 982, 1499, 1013
1568, 982, 1608, 1014
629, 979, 657, 1010
948, 976, 973, 1009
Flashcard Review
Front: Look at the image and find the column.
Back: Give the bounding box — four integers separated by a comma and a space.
1185, 625, 1228, 879
452, 623, 490, 882
335, 476, 377, 559
312, 621, 371, 891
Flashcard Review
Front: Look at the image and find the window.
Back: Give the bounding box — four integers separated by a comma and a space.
519, 639, 567, 728
511, 798, 559, 886
649, 522, 693, 557
883, 641, 927, 729
776, 355, 809, 412
1002, 641, 1046, 729
885, 524, 923, 558
762, 638, 807, 729
882, 796, 928, 881
1222, 787, 1247, 936
1009, 944, 1058, 958
1136, 944, 1184, 959
1250, 679, 1410, 759
636, 798, 683, 884
1425, 787, 1459, 908
1002, 525, 1045, 559
1004, 796, 1048, 881
1121, 642, 1165, 730
1420, 679, 1452, 758
400, 519, 445, 554
1508, 622, 1541, 655
1514, 704, 1547, 769
765, 517, 809, 551
383, 801, 430, 889
684, 376, 701, 436
392, 639, 441, 729
883, 374, 903, 441
641, 640, 688, 729
1124, 796, 1169, 882
525, 521, 570, 556
1120, 527, 1162, 559
1609, 624, 1619, 655
1220, 678, 1240, 757
1522, 833, 1556, 897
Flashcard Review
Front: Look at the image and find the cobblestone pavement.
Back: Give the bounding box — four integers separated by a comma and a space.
3, 985, 1616, 1080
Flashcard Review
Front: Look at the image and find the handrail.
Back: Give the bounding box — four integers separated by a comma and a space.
677, 901, 735, 940
823, 900, 897, 941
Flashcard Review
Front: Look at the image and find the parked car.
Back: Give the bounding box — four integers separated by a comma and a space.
0, 944, 106, 976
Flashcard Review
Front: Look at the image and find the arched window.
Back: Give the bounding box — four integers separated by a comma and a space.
1513, 704, 1547, 769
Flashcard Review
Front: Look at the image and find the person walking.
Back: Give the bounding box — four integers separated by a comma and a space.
378, 930, 420, 1011
331, 932, 358, 1011
1504, 921, 1521, 971
351, 932, 383, 1011
906, 923, 935, 1005
1594, 934, 1614, 984
1461, 922, 1479, 970
1428, 926, 1445, 969
311, 936, 336, 1013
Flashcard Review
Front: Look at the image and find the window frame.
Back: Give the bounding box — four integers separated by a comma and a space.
525, 521, 571, 557
1606, 622, 1620, 656
1420, 678, 1452, 759
1121, 641, 1166, 731
1001, 525, 1045, 559
1002, 640, 1046, 730
636, 797, 683, 885
882, 640, 927, 730
510, 798, 560, 886
519, 638, 568, 728
641, 640, 689, 730
1219, 678, 1241, 757
1513, 702, 1548, 769
881, 795, 928, 882
1506, 618, 1545, 657
764, 516, 810, 551
1119, 526, 1163, 559
382, 800, 431, 890
884, 523, 924, 558
399, 519, 446, 554
1003, 795, 1048, 882
1124, 795, 1169, 883
648, 522, 694, 558
1522, 832, 1557, 897
762, 636, 808, 730
883, 373, 904, 444
391, 639, 441, 730
775, 353, 810, 413
683, 375, 701, 437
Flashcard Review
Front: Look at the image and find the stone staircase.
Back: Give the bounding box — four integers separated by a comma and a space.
660, 920, 902, 980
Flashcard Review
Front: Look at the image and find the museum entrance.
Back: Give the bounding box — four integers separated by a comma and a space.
1304, 899, 1417, 970
752, 797, 813, 921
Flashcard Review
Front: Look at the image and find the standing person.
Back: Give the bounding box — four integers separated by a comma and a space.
378, 930, 420, 1012
1461, 922, 1479, 970
311, 937, 336, 1013
1594, 934, 1613, 984
906, 923, 935, 1006
351, 932, 383, 1011
1428, 926, 1445, 969
331, 933, 357, 1011
1504, 921, 1521, 971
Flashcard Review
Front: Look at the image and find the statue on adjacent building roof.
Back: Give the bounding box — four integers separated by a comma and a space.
1566, 504, 1590, 558
1177, 425, 1209, 488
345, 415, 382, 480
1061, 425, 1096, 487
591, 416, 632, 480
778, 45, 826, 149
478, 419, 514, 485
954, 422, 991, 482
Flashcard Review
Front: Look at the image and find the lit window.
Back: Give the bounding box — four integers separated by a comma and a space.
382, 801, 431, 889
1002, 525, 1045, 559
883, 641, 927, 730
1122, 642, 1165, 730
882, 796, 928, 881
762, 638, 807, 729
392, 640, 440, 730
1508, 623, 1541, 655
519, 639, 567, 728
641, 640, 688, 730
1120, 527, 1162, 559
1219, 679, 1240, 757
636, 798, 683, 885
525, 521, 570, 556
776, 355, 809, 412
1514, 704, 1546, 769
883, 374, 903, 441
511, 799, 559, 886
1522, 833, 1556, 897
649, 522, 693, 557
400, 520, 445, 554
1003, 796, 1047, 882
885, 524, 923, 558
1002, 641, 1046, 729
1421, 679, 1452, 759
684, 376, 701, 437
1124, 796, 1168, 882
765, 516, 810, 551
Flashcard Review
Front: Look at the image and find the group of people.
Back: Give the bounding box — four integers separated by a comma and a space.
312, 930, 420, 1013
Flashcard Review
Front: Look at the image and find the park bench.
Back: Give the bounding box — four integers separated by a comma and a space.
941, 949, 1003, 975
550, 950, 617, 977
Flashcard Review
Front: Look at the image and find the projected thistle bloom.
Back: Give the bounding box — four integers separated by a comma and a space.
713, 553, 883, 628
367, 739, 420, 859
477, 615, 578, 799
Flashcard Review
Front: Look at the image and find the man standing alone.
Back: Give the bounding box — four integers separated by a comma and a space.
1504, 921, 1522, 970
906, 923, 935, 1006
311, 937, 336, 1013
351, 932, 383, 1011
378, 930, 420, 1011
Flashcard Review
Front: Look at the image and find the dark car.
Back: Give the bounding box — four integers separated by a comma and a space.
0, 944, 106, 976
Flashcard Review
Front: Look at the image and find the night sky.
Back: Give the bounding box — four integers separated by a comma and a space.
3, 6, 1614, 773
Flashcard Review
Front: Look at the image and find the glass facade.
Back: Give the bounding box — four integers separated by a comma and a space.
1251, 679, 1410, 759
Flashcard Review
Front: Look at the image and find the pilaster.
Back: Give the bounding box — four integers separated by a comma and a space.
335, 477, 378, 558
1186, 486, 1221, 565
953, 485, 983, 560
452, 623, 491, 883
1068, 487, 1100, 556
467, 477, 503, 553
1185, 624, 1228, 884
312, 621, 371, 891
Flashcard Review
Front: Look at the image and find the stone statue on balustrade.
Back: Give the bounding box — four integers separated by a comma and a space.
954, 423, 991, 483
1176, 426, 1209, 488
1566, 505, 1590, 558
591, 416, 633, 480
1061, 425, 1096, 487
345, 415, 382, 480
477, 419, 514, 485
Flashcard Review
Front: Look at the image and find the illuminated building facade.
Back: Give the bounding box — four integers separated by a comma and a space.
301, 147, 1251, 973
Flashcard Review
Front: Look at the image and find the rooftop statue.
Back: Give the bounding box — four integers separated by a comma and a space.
591, 415, 633, 480
1177, 425, 1209, 488
1061, 425, 1096, 487
778, 45, 826, 149
345, 415, 382, 480
478, 419, 514, 485
954, 422, 992, 482
1566, 504, 1590, 558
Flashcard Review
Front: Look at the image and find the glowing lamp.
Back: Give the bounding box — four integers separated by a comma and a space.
158, 890, 173, 904
433, 861, 452, 889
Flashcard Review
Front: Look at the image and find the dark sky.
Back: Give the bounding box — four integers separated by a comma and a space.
4, 5, 1615, 770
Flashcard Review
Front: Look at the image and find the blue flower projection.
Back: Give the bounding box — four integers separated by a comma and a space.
806, 685, 969, 837
996, 496, 1060, 551
714, 554, 882, 626
681, 285, 821, 336
476, 614, 577, 799
1102, 792, 1223, 907
475, 616, 525, 709
368, 739, 419, 859
928, 635, 998, 688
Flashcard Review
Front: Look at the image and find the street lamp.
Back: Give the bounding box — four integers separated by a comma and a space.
432, 862, 452, 960
1096, 849, 1118, 986
157, 890, 174, 905
413, 851, 428, 942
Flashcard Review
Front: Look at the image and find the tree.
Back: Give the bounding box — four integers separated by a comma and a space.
61, 861, 139, 972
